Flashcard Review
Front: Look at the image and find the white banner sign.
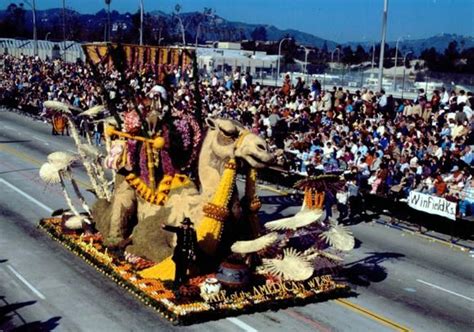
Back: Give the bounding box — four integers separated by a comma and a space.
408, 191, 457, 220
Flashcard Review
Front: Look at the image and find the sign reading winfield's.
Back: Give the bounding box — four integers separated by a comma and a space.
408, 191, 457, 220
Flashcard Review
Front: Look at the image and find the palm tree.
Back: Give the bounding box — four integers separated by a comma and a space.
46, 151, 92, 215
43, 101, 108, 200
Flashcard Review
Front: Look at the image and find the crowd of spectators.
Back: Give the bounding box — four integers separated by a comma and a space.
1, 53, 473, 218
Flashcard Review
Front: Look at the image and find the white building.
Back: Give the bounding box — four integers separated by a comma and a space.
197, 47, 279, 77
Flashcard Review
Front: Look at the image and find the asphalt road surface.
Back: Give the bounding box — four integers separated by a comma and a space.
1, 109, 473, 332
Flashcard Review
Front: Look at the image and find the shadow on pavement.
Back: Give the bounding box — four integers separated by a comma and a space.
259, 194, 302, 207
341, 252, 405, 288
0, 259, 8, 264
0, 140, 32, 144
11, 317, 61, 332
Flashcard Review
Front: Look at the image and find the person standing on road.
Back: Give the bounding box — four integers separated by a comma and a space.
162, 218, 197, 289
93, 121, 103, 146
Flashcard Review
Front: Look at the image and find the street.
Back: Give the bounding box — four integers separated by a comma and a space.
1, 109, 473, 332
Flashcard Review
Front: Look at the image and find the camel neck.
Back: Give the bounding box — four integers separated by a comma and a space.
198, 132, 231, 199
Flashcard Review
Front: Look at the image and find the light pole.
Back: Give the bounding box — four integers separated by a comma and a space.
401, 51, 412, 99
195, 23, 202, 48
276, 37, 291, 86
174, 4, 186, 45
62, 0, 67, 59
392, 36, 402, 91
300, 45, 310, 83
139, 0, 144, 45
377, 0, 389, 92
371, 42, 375, 73
105, 0, 111, 42
24, 0, 37, 56
45, 32, 51, 41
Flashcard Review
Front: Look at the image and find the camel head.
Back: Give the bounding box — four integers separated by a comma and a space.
205, 118, 273, 168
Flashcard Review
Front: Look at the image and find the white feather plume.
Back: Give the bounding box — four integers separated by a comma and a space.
320, 221, 355, 251
231, 232, 279, 254
47, 151, 77, 170
39, 162, 61, 184
264, 209, 323, 231
259, 248, 314, 281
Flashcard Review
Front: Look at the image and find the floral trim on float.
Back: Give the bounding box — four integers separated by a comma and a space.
38, 91, 354, 324
39, 216, 348, 325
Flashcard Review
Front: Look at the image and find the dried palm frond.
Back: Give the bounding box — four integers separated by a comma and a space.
259, 248, 314, 281
39, 162, 61, 184
231, 232, 279, 254
47, 151, 77, 170
294, 174, 344, 193
98, 116, 119, 127
79, 144, 101, 160
264, 209, 323, 231
319, 221, 355, 251
79, 105, 106, 118
43, 100, 72, 114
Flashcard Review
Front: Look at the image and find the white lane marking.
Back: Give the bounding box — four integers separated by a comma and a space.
7, 265, 46, 300
32, 135, 50, 145
416, 279, 474, 302
2, 124, 15, 131
226, 318, 258, 332
0, 178, 53, 213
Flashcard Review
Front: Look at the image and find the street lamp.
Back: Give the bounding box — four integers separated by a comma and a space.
330, 48, 340, 73
276, 37, 291, 86
401, 51, 412, 99
45, 32, 51, 41
330, 48, 340, 63
392, 36, 403, 91
24, 0, 37, 56
300, 45, 312, 84
377, 0, 389, 92
139, 0, 144, 45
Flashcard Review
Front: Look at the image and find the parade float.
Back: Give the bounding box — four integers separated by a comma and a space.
38, 43, 353, 325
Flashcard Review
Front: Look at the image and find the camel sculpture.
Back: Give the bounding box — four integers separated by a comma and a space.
93, 118, 273, 268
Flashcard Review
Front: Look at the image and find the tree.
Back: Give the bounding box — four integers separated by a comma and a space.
1, 3, 27, 38
354, 45, 368, 63
251, 26, 267, 41
341, 46, 354, 65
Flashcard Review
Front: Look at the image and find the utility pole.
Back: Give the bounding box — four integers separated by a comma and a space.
24, 0, 38, 56
393, 37, 402, 92
377, 0, 389, 92
62, 0, 67, 59
105, 0, 111, 42
401, 51, 412, 99
139, 0, 144, 45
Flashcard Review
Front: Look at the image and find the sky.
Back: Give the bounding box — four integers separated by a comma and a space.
2, 0, 473, 42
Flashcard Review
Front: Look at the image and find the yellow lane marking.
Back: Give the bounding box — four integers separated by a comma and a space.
335, 299, 411, 331
256, 183, 289, 196
0, 143, 90, 189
